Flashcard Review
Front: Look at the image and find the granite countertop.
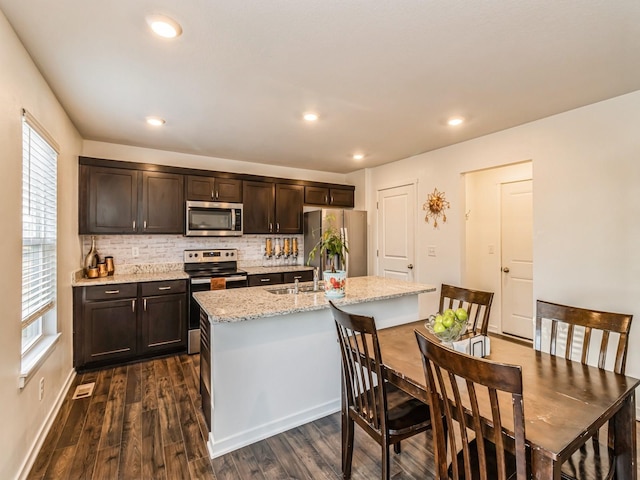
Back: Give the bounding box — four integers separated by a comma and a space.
72, 270, 189, 287
71, 263, 314, 287
242, 265, 314, 275
194, 276, 436, 324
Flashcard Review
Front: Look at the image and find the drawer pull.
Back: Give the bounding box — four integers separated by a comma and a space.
105, 290, 120, 294
144, 299, 147, 311
158, 286, 172, 291
293, 276, 302, 280
132, 299, 136, 312
260, 278, 271, 282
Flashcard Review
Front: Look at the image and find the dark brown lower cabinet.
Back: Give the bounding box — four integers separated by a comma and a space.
248, 269, 314, 287
82, 298, 138, 365
73, 280, 187, 370
200, 309, 212, 431
141, 293, 187, 355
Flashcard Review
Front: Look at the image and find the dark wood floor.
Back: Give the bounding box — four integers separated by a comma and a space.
28, 353, 640, 480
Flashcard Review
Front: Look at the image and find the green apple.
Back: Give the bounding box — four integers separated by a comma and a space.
444, 309, 455, 319
455, 308, 468, 322
434, 314, 444, 324
433, 322, 446, 333
442, 315, 455, 328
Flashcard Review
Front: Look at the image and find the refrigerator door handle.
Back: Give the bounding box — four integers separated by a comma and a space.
342, 226, 349, 276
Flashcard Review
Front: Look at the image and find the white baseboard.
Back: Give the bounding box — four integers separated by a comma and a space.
16, 368, 76, 480
207, 398, 341, 459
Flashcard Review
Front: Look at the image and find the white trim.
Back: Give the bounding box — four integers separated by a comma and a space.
22, 108, 60, 153
16, 368, 75, 480
208, 399, 340, 459
19, 333, 61, 389
375, 177, 419, 193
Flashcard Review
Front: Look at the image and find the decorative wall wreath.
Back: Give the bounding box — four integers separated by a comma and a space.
423, 188, 450, 228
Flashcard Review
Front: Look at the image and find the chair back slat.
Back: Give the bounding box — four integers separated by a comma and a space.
416, 331, 527, 480
439, 284, 494, 335
535, 300, 632, 374
332, 302, 387, 435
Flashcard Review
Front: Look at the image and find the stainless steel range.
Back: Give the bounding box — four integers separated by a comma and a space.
184, 248, 248, 354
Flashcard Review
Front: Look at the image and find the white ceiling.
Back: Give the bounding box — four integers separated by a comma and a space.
2, 1, 640, 174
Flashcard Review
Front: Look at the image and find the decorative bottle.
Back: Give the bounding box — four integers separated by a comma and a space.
83, 236, 99, 275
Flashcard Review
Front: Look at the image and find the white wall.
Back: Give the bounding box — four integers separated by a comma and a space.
464, 162, 533, 333
0, 11, 83, 480
366, 90, 640, 390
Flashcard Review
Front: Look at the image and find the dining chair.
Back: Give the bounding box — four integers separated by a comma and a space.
415, 330, 528, 480
535, 300, 633, 480
439, 284, 494, 335
329, 301, 433, 480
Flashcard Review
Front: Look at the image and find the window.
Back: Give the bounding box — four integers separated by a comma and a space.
21, 111, 58, 356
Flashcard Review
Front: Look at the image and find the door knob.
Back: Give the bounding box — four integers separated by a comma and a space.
407, 264, 414, 269
502, 267, 510, 273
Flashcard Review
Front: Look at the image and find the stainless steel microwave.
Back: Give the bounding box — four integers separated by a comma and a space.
185, 201, 243, 236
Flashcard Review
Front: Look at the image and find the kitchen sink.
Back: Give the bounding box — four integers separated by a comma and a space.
266, 284, 324, 295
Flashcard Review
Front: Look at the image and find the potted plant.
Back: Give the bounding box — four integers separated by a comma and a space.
307, 214, 349, 297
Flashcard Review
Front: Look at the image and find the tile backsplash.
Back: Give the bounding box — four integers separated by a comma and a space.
81, 234, 306, 270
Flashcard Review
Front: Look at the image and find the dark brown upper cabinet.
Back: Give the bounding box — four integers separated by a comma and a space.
80, 165, 138, 234
275, 183, 304, 234
141, 171, 184, 233
242, 181, 303, 234
304, 185, 354, 208
242, 181, 275, 234
186, 175, 243, 203
79, 164, 184, 234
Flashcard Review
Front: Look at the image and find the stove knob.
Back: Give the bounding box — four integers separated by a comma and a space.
188, 253, 193, 258
194, 253, 199, 257
226, 252, 230, 257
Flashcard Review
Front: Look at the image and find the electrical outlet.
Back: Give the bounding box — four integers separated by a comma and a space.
488, 244, 495, 254
39, 377, 44, 401
132, 246, 139, 258
427, 245, 436, 257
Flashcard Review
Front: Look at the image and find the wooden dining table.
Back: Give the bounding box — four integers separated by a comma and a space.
375, 320, 639, 480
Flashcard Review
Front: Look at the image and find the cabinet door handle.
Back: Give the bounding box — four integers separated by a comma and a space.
215, 190, 219, 200
276, 223, 280, 232
132, 299, 136, 312
132, 220, 136, 229
260, 278, 271, 282
158, 286, 172, 291
143, 220, 147, 229
105, 290, 120, 294
325, 195, 328, 204
330, 196, 334, 204
269, 223, 273, 232
143, 299, 147, 311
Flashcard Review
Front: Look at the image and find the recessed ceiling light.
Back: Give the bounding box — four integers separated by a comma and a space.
303, 112, 318, 122
147, 15, 182, 38
353, 153, 365, 161
146, 116, 165, 126
447, 117, 464, 126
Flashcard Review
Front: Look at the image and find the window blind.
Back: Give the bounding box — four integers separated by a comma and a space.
22, 113, 57, 338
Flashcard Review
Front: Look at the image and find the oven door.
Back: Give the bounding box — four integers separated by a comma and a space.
187, 275, 248, 354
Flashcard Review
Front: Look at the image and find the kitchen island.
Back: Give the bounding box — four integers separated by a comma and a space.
194, 276, 435, 458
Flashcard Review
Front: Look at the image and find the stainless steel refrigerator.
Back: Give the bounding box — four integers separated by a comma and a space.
304, 209, 367, 278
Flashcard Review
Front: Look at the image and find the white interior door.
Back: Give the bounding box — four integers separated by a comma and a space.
501, 180, 533, 339
377, 184, 415, 281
